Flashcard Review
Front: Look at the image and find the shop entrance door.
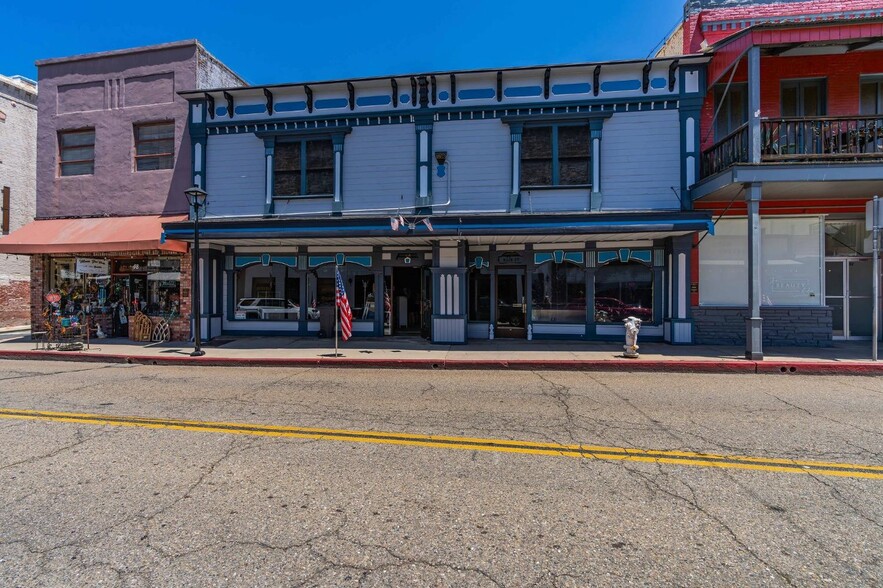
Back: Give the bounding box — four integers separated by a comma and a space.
391, 267, 429, 336
825, 258, 879, 339
496, 269, 526, 338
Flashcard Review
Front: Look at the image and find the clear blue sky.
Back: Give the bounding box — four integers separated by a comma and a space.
5, 0, 685, 85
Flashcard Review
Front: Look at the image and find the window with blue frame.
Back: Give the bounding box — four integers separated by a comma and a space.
521, 124, 590, 188
274, 138, 334, 196
531, 262, 586, 323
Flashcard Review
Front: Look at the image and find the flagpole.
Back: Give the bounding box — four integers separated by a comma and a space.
334, 263, 339, 357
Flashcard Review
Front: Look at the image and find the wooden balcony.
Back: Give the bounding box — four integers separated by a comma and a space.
701, 116, 883, 179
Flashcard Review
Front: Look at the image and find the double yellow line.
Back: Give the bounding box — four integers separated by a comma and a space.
1, 407, 881, 480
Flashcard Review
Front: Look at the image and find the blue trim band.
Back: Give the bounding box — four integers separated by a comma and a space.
504, 85, 543, 98
315, 98, 348, 110
458, 88, 495, 100
552, 83, 590, 95
600, 80, 641, 92
356, 95, 392, 107
275, 101, 307, 113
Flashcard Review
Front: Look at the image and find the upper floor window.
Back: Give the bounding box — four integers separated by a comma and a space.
860, 77, 883, 115
781, 79, 826, 117
274, 139, 334, 197
713, 83, 747, 140
521, 124, 590, 188
59, 129, 95, 176
134, 122, 175, 171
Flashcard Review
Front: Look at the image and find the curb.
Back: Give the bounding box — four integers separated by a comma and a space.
1, 349, 882, 375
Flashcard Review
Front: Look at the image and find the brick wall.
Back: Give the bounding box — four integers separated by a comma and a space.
700, 51, 883, 152
692, 306, 833, 346
0, 279, 30, 327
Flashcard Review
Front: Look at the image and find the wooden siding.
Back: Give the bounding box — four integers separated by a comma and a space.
205, 133, 265, 217
341, 124, 415, 212
600, 110, 681, 211
431, 119, 510, 213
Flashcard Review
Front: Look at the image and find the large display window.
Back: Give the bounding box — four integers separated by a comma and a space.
48, 256, 180, 317
699, 217, 822, 306
234, 263, 302, 320
531, 263, 586, 323
594, 262, 654, 323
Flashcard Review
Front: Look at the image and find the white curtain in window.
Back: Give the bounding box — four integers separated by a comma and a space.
699, 217, 822, 306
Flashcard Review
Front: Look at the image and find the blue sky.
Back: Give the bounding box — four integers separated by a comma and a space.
5, 0, 685, 85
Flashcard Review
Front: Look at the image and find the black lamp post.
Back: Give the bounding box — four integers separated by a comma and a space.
184, 186, 208, 357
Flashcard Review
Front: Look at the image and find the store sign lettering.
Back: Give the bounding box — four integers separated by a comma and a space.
497, 252, 523, 265
76, 258, 110, 275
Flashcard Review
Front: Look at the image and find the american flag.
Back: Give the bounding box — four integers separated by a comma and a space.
335, 268, 352, 342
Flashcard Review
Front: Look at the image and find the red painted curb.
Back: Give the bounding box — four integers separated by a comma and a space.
1, 350, 881, 375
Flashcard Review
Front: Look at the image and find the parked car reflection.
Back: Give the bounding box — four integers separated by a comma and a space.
594, 297, 652, 323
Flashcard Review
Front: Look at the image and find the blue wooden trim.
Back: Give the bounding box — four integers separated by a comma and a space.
234, 255, 297, 269
438, 91, 449, 101
504, 85, 543, 98
533, 250, 585, 266
308, 254, 372, 268
234, 104, 266, 115
205, 98, 679, 135
356, 95, 392, 107
315, 98, 348, 110
600, 79, 641, 92
458, 88, 495, 100
552, 83, 590, 96
275, 101, 307, 113
650, 77, 667, 90
631, 250, 653, 264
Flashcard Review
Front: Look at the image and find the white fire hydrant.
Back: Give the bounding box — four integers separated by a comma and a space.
622, 316, 642, 358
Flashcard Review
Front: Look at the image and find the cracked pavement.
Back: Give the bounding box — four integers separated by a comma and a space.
0, 359, 880, 587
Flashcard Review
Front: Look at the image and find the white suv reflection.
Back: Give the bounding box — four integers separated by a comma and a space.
235, 298, 320, 320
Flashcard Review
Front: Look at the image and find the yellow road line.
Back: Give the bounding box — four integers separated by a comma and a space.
1, 407, 881, 480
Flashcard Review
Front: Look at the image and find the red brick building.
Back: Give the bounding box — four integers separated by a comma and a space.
669, 0, 883, 356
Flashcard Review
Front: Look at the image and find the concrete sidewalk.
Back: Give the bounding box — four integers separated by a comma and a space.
0, 333, 881, 375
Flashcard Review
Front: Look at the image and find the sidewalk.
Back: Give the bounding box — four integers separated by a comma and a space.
0, 333, 881, 375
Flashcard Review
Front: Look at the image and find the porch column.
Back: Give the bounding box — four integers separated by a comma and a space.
747, 45, 762, 165
431, 241, 466, 344
746, 182, 763, 360
668, 235, 693, 344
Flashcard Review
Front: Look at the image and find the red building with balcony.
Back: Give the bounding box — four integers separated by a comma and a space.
665, 0, 883, 358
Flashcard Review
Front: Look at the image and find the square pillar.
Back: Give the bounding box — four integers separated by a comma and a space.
746, 182, 763, 360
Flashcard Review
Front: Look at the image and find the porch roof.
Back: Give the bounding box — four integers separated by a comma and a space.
162, 211, 714, 246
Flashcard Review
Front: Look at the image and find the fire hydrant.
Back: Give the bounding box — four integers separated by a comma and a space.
623, 316, 642, 358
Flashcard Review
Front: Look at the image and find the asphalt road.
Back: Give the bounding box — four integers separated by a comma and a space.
0, 360, 880, 587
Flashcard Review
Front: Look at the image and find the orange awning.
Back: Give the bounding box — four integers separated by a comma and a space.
0, 215, 189, 254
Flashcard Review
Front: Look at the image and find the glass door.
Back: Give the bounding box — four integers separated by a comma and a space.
826, 258, 879, 339
496, 270, 526, 338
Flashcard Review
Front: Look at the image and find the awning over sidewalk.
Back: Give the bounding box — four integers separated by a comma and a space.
0, 214, 189, 254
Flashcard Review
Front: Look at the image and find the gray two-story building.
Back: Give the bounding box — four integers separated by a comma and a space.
164, 55, 713, 344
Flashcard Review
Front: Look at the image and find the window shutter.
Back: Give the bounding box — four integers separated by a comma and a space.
1, 186, 9, 234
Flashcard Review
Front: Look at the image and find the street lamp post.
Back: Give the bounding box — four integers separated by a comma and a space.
184, 186, 208, 357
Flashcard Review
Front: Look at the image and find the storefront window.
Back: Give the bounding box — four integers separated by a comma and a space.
594, 262, 653, 323
234, 263, 301, 320
145, 258, 181, 316
351, 274, 376, 320
825, 221, 870, 257
468, 268, 491, 321
699, 217, 822, 306
531, 263, 586, 322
